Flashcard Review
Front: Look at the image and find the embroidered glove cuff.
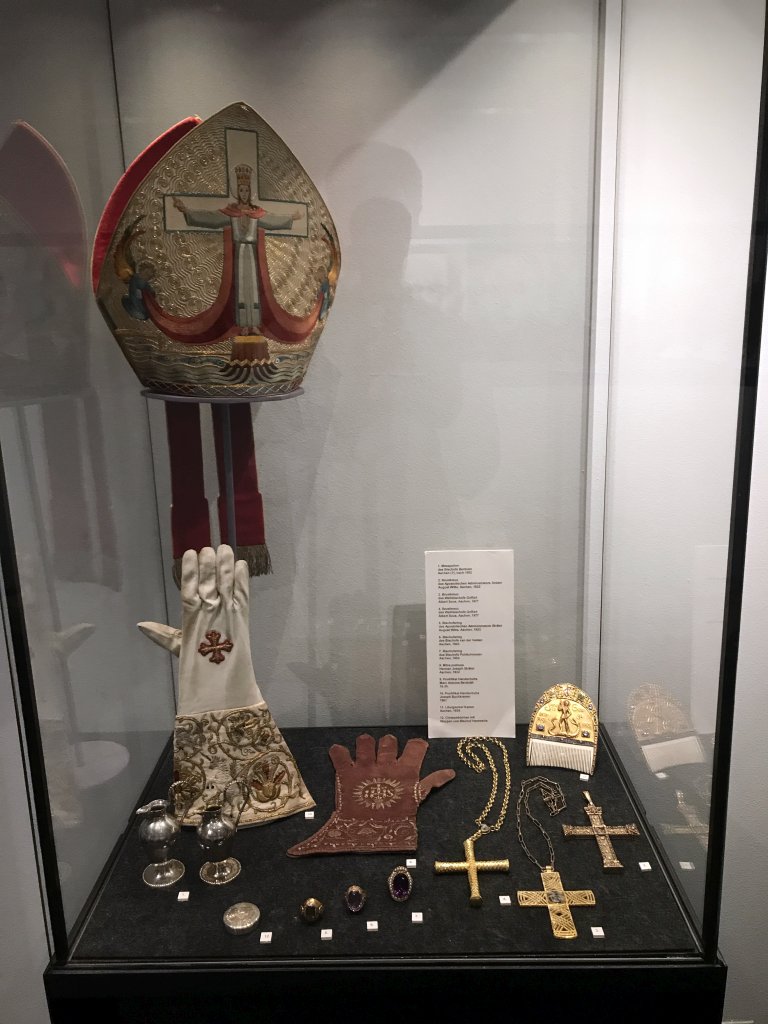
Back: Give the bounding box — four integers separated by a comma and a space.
173, 702, 315, 827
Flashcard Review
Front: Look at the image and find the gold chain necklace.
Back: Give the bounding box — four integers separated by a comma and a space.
433, 737, 511, 906
457, 737, 512, 840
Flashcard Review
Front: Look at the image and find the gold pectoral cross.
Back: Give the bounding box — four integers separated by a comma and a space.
434, 837, 509, 907
517, 867, 595, 939
661, 790, 709, 850
562, 791, 640, 869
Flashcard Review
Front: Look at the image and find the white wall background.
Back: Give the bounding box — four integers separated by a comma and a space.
721, 305, 768, 1023
720, 288, 768, 1024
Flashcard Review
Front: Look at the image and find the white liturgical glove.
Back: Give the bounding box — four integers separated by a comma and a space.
139, 545, 263, 715
138, 545, 314, 826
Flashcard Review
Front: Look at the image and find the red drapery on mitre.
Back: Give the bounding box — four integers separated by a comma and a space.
142, 222, 322, 346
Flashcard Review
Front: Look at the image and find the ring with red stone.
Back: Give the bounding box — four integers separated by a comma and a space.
344, 885, 367, 913
387, 866, 413, 902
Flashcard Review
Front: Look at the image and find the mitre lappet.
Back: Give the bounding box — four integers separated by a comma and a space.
139, 545, 314, 826
91, 102, 340, 578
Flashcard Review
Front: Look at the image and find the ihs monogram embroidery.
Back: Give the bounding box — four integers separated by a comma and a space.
353, 778, 404, 810
198, 630, 234, 664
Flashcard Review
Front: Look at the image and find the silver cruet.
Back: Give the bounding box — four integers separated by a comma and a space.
135, 794, 185, 889
196, 781, 247, 885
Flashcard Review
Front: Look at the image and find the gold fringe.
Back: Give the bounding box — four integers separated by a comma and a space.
237, 543, 273, 576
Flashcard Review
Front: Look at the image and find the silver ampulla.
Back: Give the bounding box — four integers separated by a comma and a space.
196, 781, 248, 885
136, 793, 185, 889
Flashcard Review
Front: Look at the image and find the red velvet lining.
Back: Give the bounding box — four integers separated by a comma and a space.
212, 404, 265, 548
91, 116, 201, 294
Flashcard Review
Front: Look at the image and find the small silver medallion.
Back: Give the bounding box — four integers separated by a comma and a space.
223, 902, 260, 935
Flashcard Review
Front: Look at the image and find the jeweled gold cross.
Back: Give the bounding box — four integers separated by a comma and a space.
434, 837, 509, 907
661, 790, 709, 850
517, 867, 595, 939
562, 791, 640, 869
198, 630, 234, 664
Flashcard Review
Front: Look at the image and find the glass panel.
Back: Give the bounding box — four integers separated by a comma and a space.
9, 0, 757, 961
599, 0, 763, 929
113, 0, 600, 725
0, 1, 176, 931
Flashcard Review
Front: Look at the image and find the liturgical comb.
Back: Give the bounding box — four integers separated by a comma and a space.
526, 684, 598, 776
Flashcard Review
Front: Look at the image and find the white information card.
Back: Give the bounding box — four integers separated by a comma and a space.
425, 549, 516, 738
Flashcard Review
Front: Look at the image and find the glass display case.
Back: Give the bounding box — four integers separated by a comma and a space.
1, 1, 764, 1021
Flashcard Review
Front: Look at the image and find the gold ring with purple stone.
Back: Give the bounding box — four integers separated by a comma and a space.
387, 866, 413, 902
344, 885, 367, 913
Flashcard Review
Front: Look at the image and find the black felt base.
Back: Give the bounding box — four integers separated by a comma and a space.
70, 725, 695, 961
45, 726, 727, 1024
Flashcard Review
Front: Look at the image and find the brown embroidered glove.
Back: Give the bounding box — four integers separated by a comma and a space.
287, 733, 455, 856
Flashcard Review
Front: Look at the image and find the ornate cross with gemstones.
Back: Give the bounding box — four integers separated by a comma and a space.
434, 837, 509, 907
661, 790, 709, 850
562, 791, 640, 869
517, 867, 595, 939
198, 630, 234, 664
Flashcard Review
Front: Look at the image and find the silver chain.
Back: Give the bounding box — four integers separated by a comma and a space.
515, 776, 567, 871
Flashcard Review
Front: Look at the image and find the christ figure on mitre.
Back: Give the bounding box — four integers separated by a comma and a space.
171, 163, 303, 363
116, 160, 336, 365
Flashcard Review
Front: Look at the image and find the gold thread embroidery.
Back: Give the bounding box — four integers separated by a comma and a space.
173, 704, 313, 826
352, 778, 404, 810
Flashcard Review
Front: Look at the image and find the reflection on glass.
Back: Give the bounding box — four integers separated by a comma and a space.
0, 122, 125, 830
628, 684, 706, 773
0, 120, 174, 929
661, 791, 710, 851
621, 682, 712, 912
